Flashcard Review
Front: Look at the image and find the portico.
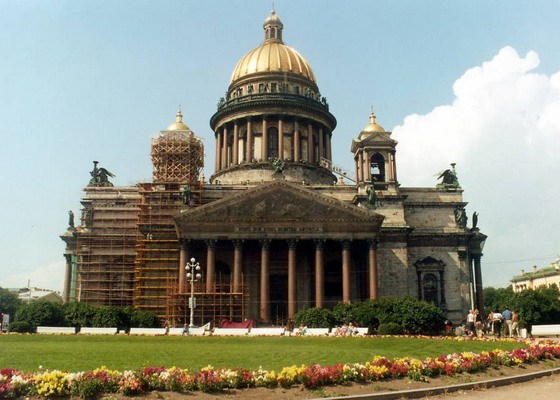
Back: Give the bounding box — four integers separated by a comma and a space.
174, 180, 384, 323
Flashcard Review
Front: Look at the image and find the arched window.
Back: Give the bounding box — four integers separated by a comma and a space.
370, 153, 386, 182
267, 127, 279, 158
422, 273, 439, 306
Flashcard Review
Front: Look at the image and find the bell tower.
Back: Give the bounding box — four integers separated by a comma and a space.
351, 111, 398, 191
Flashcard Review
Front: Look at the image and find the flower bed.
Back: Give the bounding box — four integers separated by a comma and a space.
1, 338, 559, 398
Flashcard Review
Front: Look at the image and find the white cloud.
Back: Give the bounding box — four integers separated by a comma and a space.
1, 260, 65, 292
392, 46, 560, 287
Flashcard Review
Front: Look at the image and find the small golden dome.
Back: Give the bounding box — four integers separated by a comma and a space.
230, 11, 316, 83
166, 109, 191, 131
359, 112, 385, 139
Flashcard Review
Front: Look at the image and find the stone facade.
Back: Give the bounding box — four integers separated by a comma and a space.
61, 11, 486, 325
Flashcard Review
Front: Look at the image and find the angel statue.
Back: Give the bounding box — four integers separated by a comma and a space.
88, 161, 116, 187
436, 163, 460, 189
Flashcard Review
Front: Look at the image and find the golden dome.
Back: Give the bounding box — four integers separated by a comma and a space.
359, 112, 385, 139
166, 109, 191, 131
230, 11, 316, 83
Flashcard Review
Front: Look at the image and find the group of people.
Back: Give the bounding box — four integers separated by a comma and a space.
461, 307, 519, 338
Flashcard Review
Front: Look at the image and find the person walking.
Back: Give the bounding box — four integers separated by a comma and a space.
502, 307, 512, 337
492, 309, 503, 337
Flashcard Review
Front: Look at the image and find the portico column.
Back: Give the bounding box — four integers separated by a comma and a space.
342, 240, 351, 303
233, 240, 243, 293
206, 240, 216, 292
63, 254, 72, 303
288, 239, 297, 319
260, 239, 271, 322
178, 239, 189, 294
367, 239, 378, 299
358, 151, 364, 183
246, 119, 253, 162
278, 118, 284, 159
294, 120, 300, 161
365, 152, 371, 182
314, 239, 325, 308
262, 118, 268, 161
233, 122, 239, 165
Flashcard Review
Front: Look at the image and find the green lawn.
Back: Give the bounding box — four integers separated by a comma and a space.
0, 335, 522, 373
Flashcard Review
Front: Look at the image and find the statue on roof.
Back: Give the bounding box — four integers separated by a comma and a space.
472, 211, 479, 230
68, 210, 75, 228
436, 163, 460, 189
88, 161, 115, 187
366, 185, 377, 209
455, 208, 468, 228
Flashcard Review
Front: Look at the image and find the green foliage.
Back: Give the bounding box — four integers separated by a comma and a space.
377, 322, 404, 335
15, 300, 64, 330
8, 320, 34, 333
484, 286, 514, 312
294, 307, 337, 328
483, 285, 560, 330
391, 297, 446, 335
92, 306, 130, 329
63, 302, 96, 329
0, 287, 22, 316
509, 285, 560, 329
130, 309, 160, 328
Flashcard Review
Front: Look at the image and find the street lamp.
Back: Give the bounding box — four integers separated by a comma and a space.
186, 257, 202, 328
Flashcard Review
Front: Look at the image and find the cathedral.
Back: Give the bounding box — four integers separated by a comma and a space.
61, 11, 486, 325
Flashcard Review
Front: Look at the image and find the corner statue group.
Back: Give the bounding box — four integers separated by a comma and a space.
88, 161, 115, 187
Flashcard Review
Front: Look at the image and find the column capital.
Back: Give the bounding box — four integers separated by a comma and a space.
314, 239, 325, 250
260, 239, 271, 249
205, 239, 217, 249
233, 239, 244, 249
367, 239, 378, 249
342, 239, 352, 250
288, 239, 298, 249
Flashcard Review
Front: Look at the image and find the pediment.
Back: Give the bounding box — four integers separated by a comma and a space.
351, 132, 397, 153
174, 180, 384, 240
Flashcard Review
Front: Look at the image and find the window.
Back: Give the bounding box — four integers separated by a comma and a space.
267, 127, 279, 158
422, 273, 439, 306
370, 153, 386, 182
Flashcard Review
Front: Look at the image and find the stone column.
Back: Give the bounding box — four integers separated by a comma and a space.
233, 122, 239, 165
260, 239, 271, 322
178, 240, 189, 294
392, 151, 398, 182
294, 120, 300, 161
222, 126, 228, 168
246, 119, 253, 162
307, 123, 313, 163
473, 254, 484, 314
314, 239, 325, 308
367, 239, 378, 299
215, 130, 221, 171
233, 240, 243, 293
278, 118, 284, 159
63, 254, 72, 304
326, 131, 332, 161
342, 240, 351, 303
358, 151, 364, 183
318, 127, 324, 161
365, 152, 371, 182
262, 118, 268, 161
206, 240, 216, 293
288, 239, 297, 319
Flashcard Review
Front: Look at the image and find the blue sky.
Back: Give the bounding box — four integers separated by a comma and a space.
1, 1, 559, 291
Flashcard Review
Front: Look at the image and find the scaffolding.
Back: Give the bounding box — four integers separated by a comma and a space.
167, 282, 249, 326
75, 187, 141, 306
151, 130, 204, 183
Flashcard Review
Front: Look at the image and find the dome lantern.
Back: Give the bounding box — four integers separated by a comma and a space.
263, 10, 283, 43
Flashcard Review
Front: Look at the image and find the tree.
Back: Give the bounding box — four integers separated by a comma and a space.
484, 286, 514, 314
130, 309, 160, 328
15, 300, 64, 330
63, 302, 96, 329
509, 285, 560, 331
0, 287, 22, 316
92, 306, 130, 329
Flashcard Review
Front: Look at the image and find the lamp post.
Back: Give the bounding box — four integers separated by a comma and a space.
186, 257, 202, 328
